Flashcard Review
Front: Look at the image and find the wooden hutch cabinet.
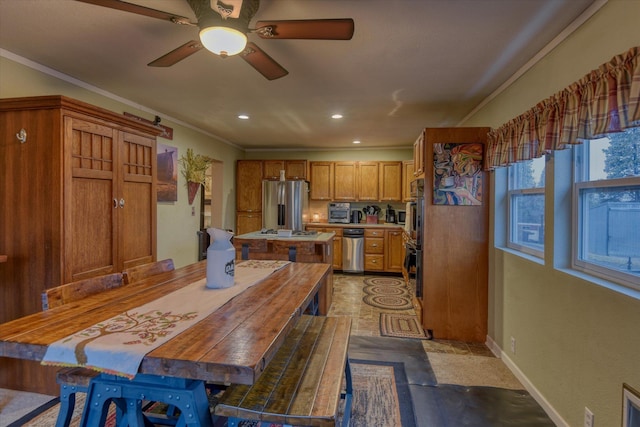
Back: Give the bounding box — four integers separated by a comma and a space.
0, 95, 160, 393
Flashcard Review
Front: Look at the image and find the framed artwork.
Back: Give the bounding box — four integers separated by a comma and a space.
433, 142, 483, 205
157, 143, 178, 202
623, 383, 640, 427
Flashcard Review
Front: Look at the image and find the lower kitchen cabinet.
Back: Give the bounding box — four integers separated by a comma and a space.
364, 228, 384, 271
305, 225, 404, 273
385, 229, 404, 272
305, 225, 342, 269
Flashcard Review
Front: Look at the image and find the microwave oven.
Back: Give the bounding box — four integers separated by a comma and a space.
328, 202, 351, 223
397, 210, 406, 225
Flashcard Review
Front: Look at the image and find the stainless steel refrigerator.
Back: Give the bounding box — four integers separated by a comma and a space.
262, 180, 309, 231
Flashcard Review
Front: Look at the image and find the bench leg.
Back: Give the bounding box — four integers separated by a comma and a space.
341, 358, 353, 427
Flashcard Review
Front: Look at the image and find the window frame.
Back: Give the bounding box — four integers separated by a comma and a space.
571, 138, 640, 290
506, 158, 545, 258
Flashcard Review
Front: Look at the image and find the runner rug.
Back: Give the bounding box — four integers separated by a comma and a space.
380, 313, 431, 340
362, 277, 413, 310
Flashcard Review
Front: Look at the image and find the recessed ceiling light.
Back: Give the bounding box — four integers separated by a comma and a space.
352, 140, 361, 144
331, 114, 343, 119
238, 114, 249, 120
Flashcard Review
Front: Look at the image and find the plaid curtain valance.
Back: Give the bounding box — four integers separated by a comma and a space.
486, 46, 640, 170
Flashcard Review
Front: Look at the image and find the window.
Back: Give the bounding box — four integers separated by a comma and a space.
507, 156, 545, 257
573, 128, 640, 289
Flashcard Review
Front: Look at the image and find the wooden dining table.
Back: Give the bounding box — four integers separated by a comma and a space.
0, 260, 333, 426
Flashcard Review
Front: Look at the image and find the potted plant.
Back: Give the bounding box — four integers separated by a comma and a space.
178, 148, 213, 204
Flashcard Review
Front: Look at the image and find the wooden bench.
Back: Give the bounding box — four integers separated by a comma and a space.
214, 315, 353, 427
122, 258, 175, 285
41, 272, 124, 310
42, 273, 125, 427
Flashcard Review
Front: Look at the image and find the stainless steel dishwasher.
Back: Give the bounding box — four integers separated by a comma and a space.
342, 228, 364, 273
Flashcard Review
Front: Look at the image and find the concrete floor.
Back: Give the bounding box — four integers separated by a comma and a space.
329, 273, 554, 426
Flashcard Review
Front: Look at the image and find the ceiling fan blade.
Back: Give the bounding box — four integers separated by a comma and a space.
241, 42, 288, 80
76, 0, 195, 25
254, 19, 354, 40
148, 41, 203, 67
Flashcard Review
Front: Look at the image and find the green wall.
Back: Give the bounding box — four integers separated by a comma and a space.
465, 1, 640, 425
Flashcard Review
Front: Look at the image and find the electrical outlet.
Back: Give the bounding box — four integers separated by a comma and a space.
584, 407, 594, 427
191, 206, 196, 216
510, 336, 516, 354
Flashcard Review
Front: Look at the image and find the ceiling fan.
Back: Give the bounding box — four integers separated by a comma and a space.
76, 0, 355, 80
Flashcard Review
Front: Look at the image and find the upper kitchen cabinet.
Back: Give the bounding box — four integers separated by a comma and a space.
357, 161, 380, 201
413, 132, 425, 177
263, 159, 308, 180
0, 95, 160, 394
379, 161, 402, 201
310, 160, 404, 202
402, 160, 415, 201
309, 162, 334, 200
333, 161, 358, 200
284, 160, 307, 180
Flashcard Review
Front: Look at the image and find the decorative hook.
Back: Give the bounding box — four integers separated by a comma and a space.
16, 128, 27, 143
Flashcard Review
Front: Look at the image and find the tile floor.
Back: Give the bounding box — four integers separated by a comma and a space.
329, 273, 525, 390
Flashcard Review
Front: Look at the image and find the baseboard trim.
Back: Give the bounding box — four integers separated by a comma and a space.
485, 335, 568, 427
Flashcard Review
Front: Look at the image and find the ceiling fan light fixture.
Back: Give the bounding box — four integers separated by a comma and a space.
199, 26, 247, 57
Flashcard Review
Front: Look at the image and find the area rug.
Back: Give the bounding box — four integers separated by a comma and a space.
7, 394, 118, 427
338, 360, 416, 427
363, 277, 406, 287
363, 293, 413, 310
362, 276, 414, 310
364, 283, 410, 296
380, 313, 431, 340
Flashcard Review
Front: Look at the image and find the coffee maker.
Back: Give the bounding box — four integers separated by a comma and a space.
386, 205, 396, 223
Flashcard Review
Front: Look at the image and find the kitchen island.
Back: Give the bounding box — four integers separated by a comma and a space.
232, 230, 335, 314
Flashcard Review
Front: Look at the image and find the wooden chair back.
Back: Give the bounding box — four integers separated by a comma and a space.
42, 272, 124, 310
122, 258, 175, 285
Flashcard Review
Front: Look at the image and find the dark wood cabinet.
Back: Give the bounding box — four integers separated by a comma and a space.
0, 95, 160, 393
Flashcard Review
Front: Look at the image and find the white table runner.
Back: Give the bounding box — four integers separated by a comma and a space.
41, 260, 290, 378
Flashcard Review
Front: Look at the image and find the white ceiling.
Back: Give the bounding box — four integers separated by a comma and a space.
0, 0, 598, 151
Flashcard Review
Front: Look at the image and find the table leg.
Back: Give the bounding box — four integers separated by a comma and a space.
80, 373, 213, 427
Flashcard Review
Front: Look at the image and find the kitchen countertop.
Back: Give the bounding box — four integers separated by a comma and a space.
234, 231, 335, 242
305, 222, 405, 229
